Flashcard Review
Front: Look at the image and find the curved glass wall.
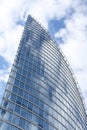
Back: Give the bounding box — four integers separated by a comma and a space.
0, 15, 86, 130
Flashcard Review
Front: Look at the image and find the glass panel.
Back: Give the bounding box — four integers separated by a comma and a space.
16, 96, 22, 105
3, 111, 12, 122
14, 80, 19, 86
23, 91, 28, 99
19, 117, 25, 129
11, 94, 16, 102
12, 114, 20, 125
7, 102, 15, 111
43, 120, 49, 130
18, 89, 23, 97
22, 99, 28, 107
15, 105, 20, 114
10, 125, 18, 130
16, 73, 20, 80
34, 97, 39, 105
0, 122, 11, 130
0, 109, 6, 118
12, 86, 18, 93
38, 118, 43, 128
26, 110, 32, 120
33, 106, 39, 114
31, 124, 38, 130
19, 82, 25, 89
28, 102, 33, 110
25, 121, 30, 130
25, 84, 29, 91
39, 109, 43, 117
20, 107, 26, 118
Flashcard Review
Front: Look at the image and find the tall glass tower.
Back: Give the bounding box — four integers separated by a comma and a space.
0, 15, 86, 130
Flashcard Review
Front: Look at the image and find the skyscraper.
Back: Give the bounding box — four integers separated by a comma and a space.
0, 15, 86, 130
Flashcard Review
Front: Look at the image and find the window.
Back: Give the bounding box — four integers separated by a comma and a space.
16, 96, 22, 105
15, 105, 20, 114
20, 108, 26, 118
43, 120, 49, 130
39, 101, 43, 108
32, 114, 37, 124
8, 77, 15, 84
38, 118, 43, 128
14, 80, 19, 86
29, 94, 33, 102
21, 75, 26, 82
28, 102, 33, 110
0, 109, 6, 117
19, 82, 24, 89
49, 125, 54, 130
26, 78, 30, 84
11, 94, 16, 102
22, 99, 28, 107
27, 73, 31, 79
25, 121, 30, 130
10, 71, 16, 78
19, 117, 25, 129
12, 114, 20, 125
10, 125, 18, 130
39, 109, 43, 117
26, 111, 32, 120
43, 111, 48, 120
17, 68, 22, 74
22, 70, 26, 75
13, 86, 18, 93
34, 97, 39, 105
38, 128, 43, 130
16, 74, 20, 80
49, 87, 53, 100
18, 89, 23, 97
31, 124, 38, 130
6, 83, 12, 90
23, 91, 28, 99
33, 106, 39, 114
0, 122, 11, 130
8, 102, 15, 111
25, 84, 29, 91
3, 99, 8, 108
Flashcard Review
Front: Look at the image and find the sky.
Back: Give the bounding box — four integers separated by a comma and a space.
0, 0, 87, 110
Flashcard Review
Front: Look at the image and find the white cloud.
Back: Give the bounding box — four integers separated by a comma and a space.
0, 25, 23, 63
0, 69, 9, 83
0, 0, 87, 109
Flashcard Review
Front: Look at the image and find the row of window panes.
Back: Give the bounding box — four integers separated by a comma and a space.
26, 18, 86, 118
0, 118, 44, 130
20, 19, 85, 121
12, 41, 85, 121
0, 100, 68, 130
4, 80, 85, 130
25, 24, 50, 41
16, 45, 72, 88
1, 96, 76, 130
10, 63, 85, 122
9, 65, 85, 124
13, 18, 85, 118
0, 120, 22, 130
15, 50, 77, 96
12, 57, 84, 118
17, 45, 79, 97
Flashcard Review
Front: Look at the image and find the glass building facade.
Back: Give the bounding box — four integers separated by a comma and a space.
0, 15, 86, 130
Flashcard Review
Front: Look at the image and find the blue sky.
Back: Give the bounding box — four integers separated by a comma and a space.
0, 0, 87, 109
